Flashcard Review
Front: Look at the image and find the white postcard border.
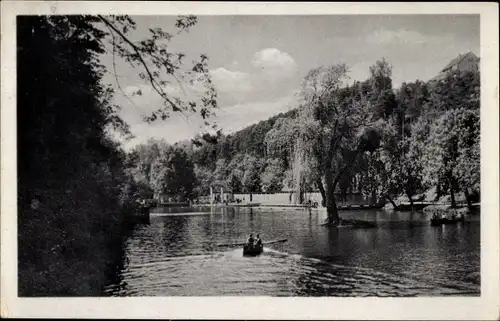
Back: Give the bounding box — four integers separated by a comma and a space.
1, 2, 498, 320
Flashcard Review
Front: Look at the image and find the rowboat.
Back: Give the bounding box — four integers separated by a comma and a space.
217, 238, 287, 248
243, 243, 264, 256
216, 238, 286, 256
430, 216, 465, 226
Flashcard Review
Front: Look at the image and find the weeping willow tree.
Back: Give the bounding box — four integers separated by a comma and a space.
294, 64, 380, 226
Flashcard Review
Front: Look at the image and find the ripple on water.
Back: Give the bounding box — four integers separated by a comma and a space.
104, 209, 480, 296
104, 247, 478, 296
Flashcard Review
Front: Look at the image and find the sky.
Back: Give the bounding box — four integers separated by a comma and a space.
99, 15, 479, 149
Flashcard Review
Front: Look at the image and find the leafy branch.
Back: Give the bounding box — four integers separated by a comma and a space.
96, 15, 218, 125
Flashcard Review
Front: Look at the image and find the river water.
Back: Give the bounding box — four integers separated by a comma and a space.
104, 207, 480, 296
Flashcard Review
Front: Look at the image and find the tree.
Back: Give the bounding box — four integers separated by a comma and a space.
398, 129, 426, 207
17, 15, 217, 295
97, 15, 218, 125
123, 152, 154, 200
212, 158, 230, 191
421, 70, 480, 209
260, 158, 285, 193
241, 154, 263, 193
129, 138, 170, 186
227, 154, 246, 193
18, 15, 135, 295
150, 147, 196, 201
371, 119, 404, 208
397, 80, 429, 121
368, 58, 398, 119
359, 149, 384, 205
428, 70, 480, 113
193, 165, 214, 197
264, 117, 296, 169
294, 64, 377, 226
422, 108, 479, 209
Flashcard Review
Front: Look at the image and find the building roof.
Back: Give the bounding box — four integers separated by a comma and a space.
440, 51, 479, 72
430, 51, 479, 82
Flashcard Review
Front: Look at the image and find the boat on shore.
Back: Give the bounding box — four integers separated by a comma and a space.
430, 216, 465, 226
426, 205, 468, 226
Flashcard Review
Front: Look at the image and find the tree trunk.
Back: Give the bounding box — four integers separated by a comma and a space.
370, 188, 377, 205
447, 175, 456, 208
316, 177, 326, 207
325, 168, 340, 226
406, 190, 414, 208
386, 194, 397, 209
463, 188, 473, 211
435, 183, 441, 201
326, 196, 339, 226
448, 175, 458, 208
449, 186, 456, 208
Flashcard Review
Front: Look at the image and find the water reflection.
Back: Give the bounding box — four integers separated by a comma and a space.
105, 207, 480, 296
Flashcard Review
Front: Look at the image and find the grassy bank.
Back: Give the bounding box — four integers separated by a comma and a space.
18, 180, 139, 296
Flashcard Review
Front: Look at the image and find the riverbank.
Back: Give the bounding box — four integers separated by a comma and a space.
18, 192, 146, 296
190, 203, 385, 211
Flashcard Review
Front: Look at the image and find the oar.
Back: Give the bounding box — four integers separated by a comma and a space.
216, 241, 247, 247
264, 238, 288, 245
217, 238, 287, 247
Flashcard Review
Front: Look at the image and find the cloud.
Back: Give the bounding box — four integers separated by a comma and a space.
251, 48, 298, 76
114, 48, 302, 147
205, 49, 300, 106
367, 28, 439, 45
209, 67, 252, 93
230, 60, 240, 68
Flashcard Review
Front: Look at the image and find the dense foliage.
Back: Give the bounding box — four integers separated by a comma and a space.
17, 15, 217, 295
129, 61, 480, 225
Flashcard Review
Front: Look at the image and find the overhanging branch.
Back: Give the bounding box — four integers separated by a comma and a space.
97, 15, 186, 117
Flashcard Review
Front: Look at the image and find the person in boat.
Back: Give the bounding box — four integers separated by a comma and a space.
255, 234, 262, 246
247, 234, 255, 246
